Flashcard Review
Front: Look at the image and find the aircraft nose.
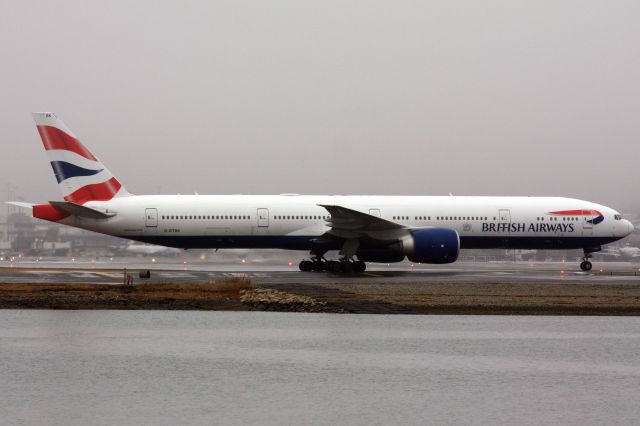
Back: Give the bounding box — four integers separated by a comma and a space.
627, 220, 635, 235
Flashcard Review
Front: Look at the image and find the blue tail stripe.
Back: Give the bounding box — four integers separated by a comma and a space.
50, 161, 103, 183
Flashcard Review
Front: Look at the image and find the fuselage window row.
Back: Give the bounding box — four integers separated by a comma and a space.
160, 215, 252, 220
158, 214, 583, 223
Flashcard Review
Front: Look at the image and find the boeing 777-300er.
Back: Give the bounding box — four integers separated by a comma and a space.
11, 112, 634, 273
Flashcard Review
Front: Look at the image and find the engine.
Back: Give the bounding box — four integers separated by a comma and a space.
399, 228, 460, 264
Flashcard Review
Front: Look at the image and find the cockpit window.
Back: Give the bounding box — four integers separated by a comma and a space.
614, 214, 622, 220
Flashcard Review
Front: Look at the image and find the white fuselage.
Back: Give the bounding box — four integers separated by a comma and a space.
54, 195, 633, 253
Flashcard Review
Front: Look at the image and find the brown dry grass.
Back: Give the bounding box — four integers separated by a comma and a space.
129, 276, 252, 298
0, 276, 252, 309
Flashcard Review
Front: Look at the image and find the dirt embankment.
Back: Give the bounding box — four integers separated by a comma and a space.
2, 278, 640, 314
0, 278, 337, 312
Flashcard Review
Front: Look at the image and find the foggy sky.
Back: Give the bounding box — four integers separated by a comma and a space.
1, 1, 639, 211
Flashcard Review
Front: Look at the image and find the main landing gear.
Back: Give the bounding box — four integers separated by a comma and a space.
298, 253, 366, 273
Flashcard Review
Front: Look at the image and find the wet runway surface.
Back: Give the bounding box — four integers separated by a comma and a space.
1, 261, 640, 286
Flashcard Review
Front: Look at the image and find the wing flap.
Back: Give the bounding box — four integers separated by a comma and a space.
320, 204, 404, 232
318, 204, 408, 243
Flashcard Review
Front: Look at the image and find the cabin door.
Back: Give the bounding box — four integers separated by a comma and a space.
498, 209, 511, 247
582, 209, 594, 237
498, 209, 511, 225
582, 210, 593, 229
257, 208, 269, 228
145, 208, 158, 227
369, 209, 381, 217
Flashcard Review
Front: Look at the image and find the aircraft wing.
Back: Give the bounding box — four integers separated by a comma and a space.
318, 204, 405, 240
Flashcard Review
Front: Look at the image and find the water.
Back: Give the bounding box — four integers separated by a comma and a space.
1, 312, 639, 426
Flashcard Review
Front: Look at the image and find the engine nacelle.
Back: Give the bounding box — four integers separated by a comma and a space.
400, 228, 460, 264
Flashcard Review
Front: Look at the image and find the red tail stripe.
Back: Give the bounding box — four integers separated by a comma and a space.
36, 125, 98, 161
549, 210, 602, 216
64, 177, 122, 205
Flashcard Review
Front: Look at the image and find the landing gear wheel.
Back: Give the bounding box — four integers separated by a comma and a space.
580, 261, 592, 271
326, 260, 341, 273
299, 260, 313, 272
340, 261, 353, 273
312, 260, 326, 272
353, 260, 366, 273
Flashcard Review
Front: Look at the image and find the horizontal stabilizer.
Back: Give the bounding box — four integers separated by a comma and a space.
48, 201, 116, 219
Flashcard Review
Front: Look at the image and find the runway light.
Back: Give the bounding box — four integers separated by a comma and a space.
183, 260, 188, 264
241, 259, 246, 263
151, 258, 156, 263
71, 258, 75, 262
288, 261, 293, 267
599, 269, 604, 273
560, 270, 565, 275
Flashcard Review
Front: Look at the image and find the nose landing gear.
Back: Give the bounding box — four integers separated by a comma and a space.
579, 247, 599, 271
579, 259, 592, 271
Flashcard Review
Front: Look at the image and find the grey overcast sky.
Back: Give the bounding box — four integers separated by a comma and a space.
1, 1, 638, 210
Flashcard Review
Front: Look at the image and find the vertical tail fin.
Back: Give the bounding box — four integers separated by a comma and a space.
32, 112, 131, 204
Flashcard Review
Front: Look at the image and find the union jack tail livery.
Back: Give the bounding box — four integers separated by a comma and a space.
32, 112, 131, 205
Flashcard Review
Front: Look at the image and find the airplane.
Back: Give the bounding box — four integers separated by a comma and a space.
9, 112, 634, 273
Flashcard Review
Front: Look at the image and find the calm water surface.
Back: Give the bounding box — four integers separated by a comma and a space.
1, 311, 639, 425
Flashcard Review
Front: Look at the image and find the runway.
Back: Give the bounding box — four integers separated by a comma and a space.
1, 260, 640, 286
